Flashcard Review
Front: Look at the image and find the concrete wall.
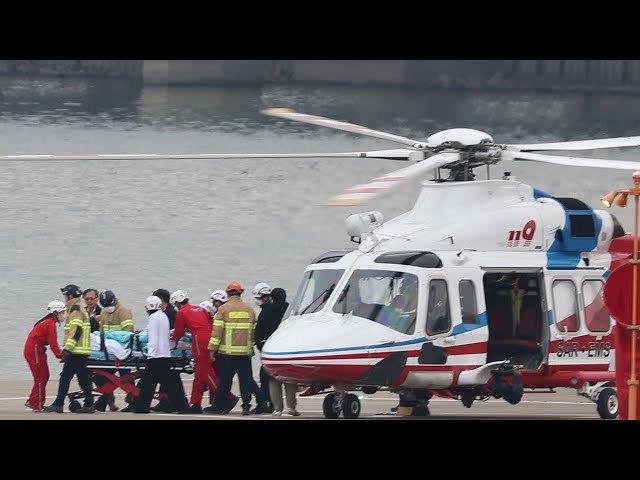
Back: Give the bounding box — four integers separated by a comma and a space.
0, 60, 142, 77
3, 60, 640, 93
292, 60, 405, 85
143, 60, 268, 85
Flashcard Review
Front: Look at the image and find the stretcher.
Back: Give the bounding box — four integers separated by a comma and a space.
67, 331, 194, 411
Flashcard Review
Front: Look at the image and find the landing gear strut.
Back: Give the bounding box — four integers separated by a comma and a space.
578, 382, 618, 419
491, 364, 524, 405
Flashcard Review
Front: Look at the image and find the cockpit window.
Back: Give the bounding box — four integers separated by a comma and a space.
289, 269, 345, 316
332, 269, 418, 335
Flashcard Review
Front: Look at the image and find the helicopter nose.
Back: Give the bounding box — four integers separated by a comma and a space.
260, 314, 404, 384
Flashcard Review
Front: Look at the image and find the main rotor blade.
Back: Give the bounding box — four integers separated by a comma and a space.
506, 150, 640, 170
0, 149, 416, 162
505, 136, 640, 152
323, 151, 460, 206
263, 108, 430, 149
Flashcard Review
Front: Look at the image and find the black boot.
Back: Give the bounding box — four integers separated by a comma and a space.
150, 399, 172, 412
251, 403, 269, 414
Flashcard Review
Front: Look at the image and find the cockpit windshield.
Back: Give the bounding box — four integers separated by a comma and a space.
288, 268, 345, 316
332, 269, 418, 335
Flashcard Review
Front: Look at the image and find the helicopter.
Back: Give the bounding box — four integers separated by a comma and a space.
3, 108, 640, 419
249, 109, 640, 420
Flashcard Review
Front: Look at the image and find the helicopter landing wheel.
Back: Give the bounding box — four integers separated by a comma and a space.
597, 388, 618, 419
461, 392, 475, 408
341, 393, 361, 419
322, 393, 341, 419
68, 400, 81, 412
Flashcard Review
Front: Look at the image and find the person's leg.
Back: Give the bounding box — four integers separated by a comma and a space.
29, 355, 50, 410
284, 382, 298, 411
36, 360, 50, 410
162, 362, 189, 411
75, 356, 94, 408
134, 359, 159, 412
211, 354, 236, 411
152, 383, 170, 409
50, 357, 77, 407
269, 378, 284, 413
25, 349, 45, 409
171, 371, 188, 409
237, 357, 265, 412
259, 365, 272, 407
212, 361, 238, 405
190, 354, 210, 406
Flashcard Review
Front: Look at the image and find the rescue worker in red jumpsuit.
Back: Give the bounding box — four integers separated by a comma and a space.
169, 290, 239, 414
24, 300, 66, 411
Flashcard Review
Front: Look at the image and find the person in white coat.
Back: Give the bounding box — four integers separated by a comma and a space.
131, 296, 189, 414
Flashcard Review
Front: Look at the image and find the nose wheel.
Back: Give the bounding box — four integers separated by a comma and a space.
322, 392, 362, 419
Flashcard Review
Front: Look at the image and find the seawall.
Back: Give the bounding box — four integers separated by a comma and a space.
1, 60, 640, 93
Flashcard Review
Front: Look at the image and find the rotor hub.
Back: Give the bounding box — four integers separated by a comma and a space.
427, 128, 494, 149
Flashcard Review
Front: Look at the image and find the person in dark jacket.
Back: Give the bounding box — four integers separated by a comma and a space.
253, 282, 274, 412
83, 288, 102, 333
153, 288, 177, 330
261, 288, 301, 416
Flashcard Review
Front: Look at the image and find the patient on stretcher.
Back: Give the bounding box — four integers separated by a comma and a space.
89, 330, 192, 361
90, 332, 131, 360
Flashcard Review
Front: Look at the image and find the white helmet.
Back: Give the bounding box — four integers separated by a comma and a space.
47, 300, 66, 314
170, 290, 188, 305
145, 295, 162, 312
199, 300, 216, 316
252, 282, 272, 298
210, 289, 228, 303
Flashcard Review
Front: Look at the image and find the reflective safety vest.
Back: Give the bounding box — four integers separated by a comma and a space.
100, 303, 134, 332
63, 297, 91, 355
209, 296, 256, 356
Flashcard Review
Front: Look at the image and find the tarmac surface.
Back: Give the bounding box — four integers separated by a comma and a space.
0, 378, 611, 420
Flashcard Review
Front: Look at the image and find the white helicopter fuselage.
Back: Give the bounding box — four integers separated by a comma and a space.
262, 178, 620, 399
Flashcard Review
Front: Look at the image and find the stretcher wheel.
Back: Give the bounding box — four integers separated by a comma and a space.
94, 396, 107, 412
69, 400, 81, 412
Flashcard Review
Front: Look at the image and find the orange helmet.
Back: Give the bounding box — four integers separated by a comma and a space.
226, 282, 244, 294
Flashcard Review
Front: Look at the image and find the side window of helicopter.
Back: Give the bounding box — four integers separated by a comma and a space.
582, 279, 610, 333
426, 279, 451, 336
459, 280, 478, 324
333, 270, 418, 335
551, 280, 579, 333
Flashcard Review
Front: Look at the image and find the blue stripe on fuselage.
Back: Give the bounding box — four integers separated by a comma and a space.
265, 312, 491, 357
451, 311, 488, 334
263, 336, 428, 356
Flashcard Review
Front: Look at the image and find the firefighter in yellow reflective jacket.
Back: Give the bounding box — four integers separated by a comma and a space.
97, 290, 134, 331
95, 290, 132, 411
207, 282, 269, 415
40, 284, 95, 413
